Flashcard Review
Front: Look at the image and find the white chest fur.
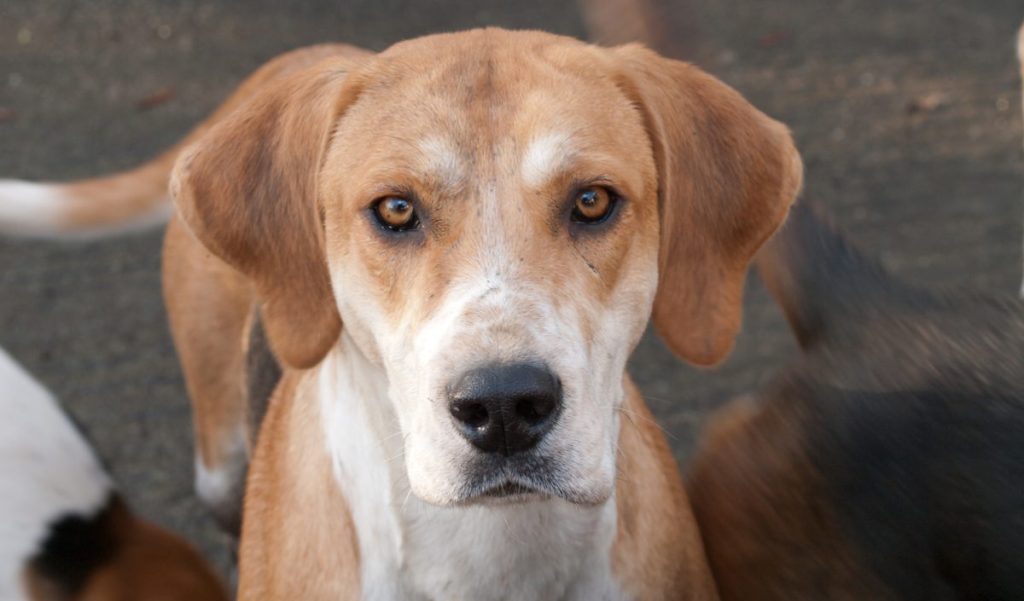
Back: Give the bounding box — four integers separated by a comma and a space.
317, 336, 626, 601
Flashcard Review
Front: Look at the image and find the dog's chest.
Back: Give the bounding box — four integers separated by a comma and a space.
397, 495, 622, 601
318, 349, 625, 601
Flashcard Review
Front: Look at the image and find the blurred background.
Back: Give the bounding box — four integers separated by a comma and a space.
0, 0, 1020, 578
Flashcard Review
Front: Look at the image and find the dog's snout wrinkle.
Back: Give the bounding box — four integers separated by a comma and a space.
448, 363, 562, 456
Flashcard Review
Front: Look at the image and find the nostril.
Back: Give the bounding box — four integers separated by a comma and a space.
451, 399, 489, 429
515, 395, 555, 425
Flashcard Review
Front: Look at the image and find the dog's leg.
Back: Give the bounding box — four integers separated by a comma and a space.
163, 217, 258, 536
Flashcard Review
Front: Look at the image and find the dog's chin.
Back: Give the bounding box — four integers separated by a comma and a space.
410, 471, 613, 508
406, 449, 615, 507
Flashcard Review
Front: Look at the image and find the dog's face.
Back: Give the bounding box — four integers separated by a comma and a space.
320, 41, 661, 504
173, 29, 802, 507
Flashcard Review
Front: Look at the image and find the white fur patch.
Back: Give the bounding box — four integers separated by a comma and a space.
194, 453, 235, 509
318, 335, 625, 600
521, 131, 574, 188
194, 424, 249, 531
0, 179, 171, 240
0, 181, 66, 236
417, 136, 466, 187
0, 346, 112, 600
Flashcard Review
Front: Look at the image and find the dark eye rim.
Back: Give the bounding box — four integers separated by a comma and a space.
369, 193, 422, 233
568, 183, 623, 227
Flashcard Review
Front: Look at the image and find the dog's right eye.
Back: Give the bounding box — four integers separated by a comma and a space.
372, 196, 420, 232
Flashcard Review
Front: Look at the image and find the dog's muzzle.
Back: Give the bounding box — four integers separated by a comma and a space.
446, 362, 564, 502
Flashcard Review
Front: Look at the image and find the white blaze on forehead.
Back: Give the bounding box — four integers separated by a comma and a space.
521, 131, 575, 188
417, 135, 466, 186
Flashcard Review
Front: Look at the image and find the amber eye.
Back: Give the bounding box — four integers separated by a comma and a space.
571, 186, 616, 224
372, 196, 420, 231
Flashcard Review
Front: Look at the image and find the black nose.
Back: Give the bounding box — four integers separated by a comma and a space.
448, 363, 562, 456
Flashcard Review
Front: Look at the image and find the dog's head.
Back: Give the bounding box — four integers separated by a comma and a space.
172, 29, 802, 506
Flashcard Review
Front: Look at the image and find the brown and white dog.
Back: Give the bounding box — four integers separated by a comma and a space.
0, 29, 802, 599
0, 345, 226, 601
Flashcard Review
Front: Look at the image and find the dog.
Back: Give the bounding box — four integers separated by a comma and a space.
0, 345, 227, 601
687, 200, 1024, 600
0, 28, 803, 599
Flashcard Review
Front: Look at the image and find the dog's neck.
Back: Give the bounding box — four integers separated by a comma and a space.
315, 333, 625, 601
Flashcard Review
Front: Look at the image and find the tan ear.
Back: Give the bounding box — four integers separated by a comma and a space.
171, 57, 363, 369
613, 45, 803, 366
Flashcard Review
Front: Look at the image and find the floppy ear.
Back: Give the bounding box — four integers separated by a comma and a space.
171, 57, 363, 369
613, 45, 803, 366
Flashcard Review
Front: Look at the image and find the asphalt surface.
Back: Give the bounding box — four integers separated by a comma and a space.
1, 0, 1021, 581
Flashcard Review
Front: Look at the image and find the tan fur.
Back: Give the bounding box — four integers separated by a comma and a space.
610, 45, 802, 365
173, 31, 799, 371
161, 44, 371, 532
56, 151, 177, 231
162, 216, 254, 531
611, 380, 719, 600
171, 47, 371, 370
236, 373, 360, 600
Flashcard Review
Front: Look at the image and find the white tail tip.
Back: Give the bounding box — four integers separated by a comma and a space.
0, 179, 170, 240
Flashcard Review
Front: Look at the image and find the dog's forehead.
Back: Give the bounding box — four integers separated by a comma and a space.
330, 36, 652, 197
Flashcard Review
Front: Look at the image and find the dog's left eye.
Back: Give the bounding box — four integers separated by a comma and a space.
571, 186, 617, 225
372, 196, 420, 232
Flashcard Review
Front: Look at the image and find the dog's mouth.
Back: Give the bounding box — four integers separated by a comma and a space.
449, 454, 553, 505
452, 455, 588, 506
460, 478, 549, 506
420, 447, 612, 507
481, 480, 542, 499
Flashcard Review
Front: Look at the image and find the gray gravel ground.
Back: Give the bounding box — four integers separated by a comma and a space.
0, 0, 1021, 581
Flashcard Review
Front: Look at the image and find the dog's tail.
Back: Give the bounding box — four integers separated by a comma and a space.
756, 201, 908, 349
0, 150, 179, 240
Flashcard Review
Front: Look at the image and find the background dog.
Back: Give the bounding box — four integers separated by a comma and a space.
688, 199, 1024, 600
0, 345, 226, 601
